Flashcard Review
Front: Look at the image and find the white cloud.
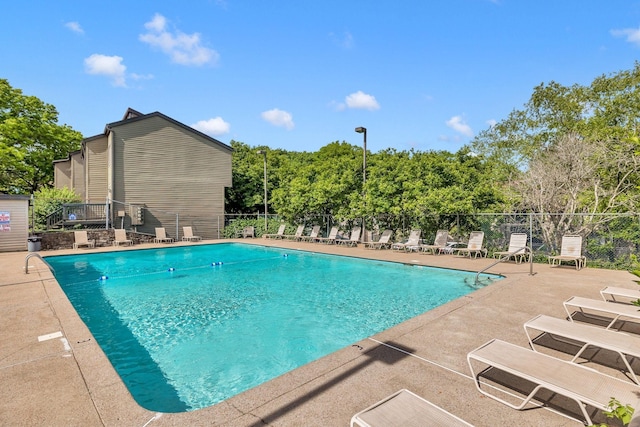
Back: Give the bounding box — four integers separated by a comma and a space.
191, 117, 230, 136
139, 13, 219, 66
130, 73, 154, 81
261, 108, 295, 130
329, 31, 354, 49
65, 21, 84, 34
145, 13, 166, 32
486, 119, 497, 128
345, 91, 380, 110
611, 27, 640, 46
446, 115, 474, 137
84, 54, 127, 87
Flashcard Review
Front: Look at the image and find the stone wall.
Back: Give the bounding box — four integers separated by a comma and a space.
36, 230, 156, 251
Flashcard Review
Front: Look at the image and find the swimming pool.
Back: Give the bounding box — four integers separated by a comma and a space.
46, 243, 499, 412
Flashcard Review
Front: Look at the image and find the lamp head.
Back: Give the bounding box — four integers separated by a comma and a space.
354, 127, 366, 133
256, 150, 266, 155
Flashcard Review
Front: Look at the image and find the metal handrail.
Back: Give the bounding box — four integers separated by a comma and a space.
474, 247, 528, 285
45, 203, 108, 229
45, 208, 64, 228
25, 253, 54, 275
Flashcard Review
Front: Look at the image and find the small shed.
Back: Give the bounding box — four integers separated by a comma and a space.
0, 194, 30, 252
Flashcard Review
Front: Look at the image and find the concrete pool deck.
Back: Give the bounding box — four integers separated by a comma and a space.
2, 238, 638, 426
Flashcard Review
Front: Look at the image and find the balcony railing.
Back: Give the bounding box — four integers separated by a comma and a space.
46, 203, 107, 229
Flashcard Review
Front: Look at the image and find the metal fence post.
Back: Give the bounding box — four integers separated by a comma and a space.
529, 212, 535, 276
105, 198, 110, 230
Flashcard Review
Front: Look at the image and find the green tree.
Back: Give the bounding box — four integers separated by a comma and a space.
226, 140, 297, 215
471, 62, 640, 172
225, 140, 265, 213
0, 79, 83, 194
33, 186, 81, 230
270, 141, 362, 221
365, 147, 510, 217
227, 141, 513, 228
470, 64, 640, 248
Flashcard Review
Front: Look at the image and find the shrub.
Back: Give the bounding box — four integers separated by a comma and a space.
33, 186, 81, 230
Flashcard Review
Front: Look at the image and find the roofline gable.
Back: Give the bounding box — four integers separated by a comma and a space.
122, 107, 144, 120
53, 148, 82, 164
105, 110, 232, 152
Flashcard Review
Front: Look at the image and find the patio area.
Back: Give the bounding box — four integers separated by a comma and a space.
1, 238, 637, 426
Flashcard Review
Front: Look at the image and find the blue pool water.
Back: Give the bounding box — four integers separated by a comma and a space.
46, 243, 499, 412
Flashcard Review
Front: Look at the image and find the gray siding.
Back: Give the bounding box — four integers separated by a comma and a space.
85, 136, 108, 203
54, 153, 86, 200
0, 197, 29, 252
54, 160, 71, 189
71, 152, 86, 200
112, 116, 231, 239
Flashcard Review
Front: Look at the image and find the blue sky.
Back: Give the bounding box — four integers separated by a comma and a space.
3, 1, 640, 153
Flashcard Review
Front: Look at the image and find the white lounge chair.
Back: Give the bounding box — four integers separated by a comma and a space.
563, 296, 640, 330
314, 226, 339, 244
467, 338, 640, 425
524, 314, 640, 384
337, 227, 361, 247
284, 225, 305, 240
113, 229, 133, 246
364, 229, 393, 250
154, 227, 174, 244
493, 233, 529, 263
241, 226, 255, 238
351, 389, 473, 427
453, 231, 486, 258
299, 225, 321, 242
600, 286, 640, 304
391, 229, 421, 252
548, 235, 586, 270
419, 230, 449, 255
182, 226, 202, 242
73, 230, 95, 249
263, 224, 286, 239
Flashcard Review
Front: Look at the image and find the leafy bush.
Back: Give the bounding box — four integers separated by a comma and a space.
222, 218, 277, 238
33, 186, 81, 230
590, 398, 635, 426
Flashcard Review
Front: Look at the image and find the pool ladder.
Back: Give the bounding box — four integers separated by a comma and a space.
474, 247, 532, 285
25, 253, 54, 274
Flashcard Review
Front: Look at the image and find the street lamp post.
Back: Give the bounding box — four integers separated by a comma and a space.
257, 150, 268, 231
355, 126, 367, 242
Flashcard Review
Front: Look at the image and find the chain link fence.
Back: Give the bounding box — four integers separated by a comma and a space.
38, 198, 640, 271
219, 212, 640, 271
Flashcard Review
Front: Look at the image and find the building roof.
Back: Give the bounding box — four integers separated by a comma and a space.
105, 109, 233, 152
0, 194, 31, 200
121, 107, 144, 120
53, 108, 233, 164
52, 149, 82, 164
